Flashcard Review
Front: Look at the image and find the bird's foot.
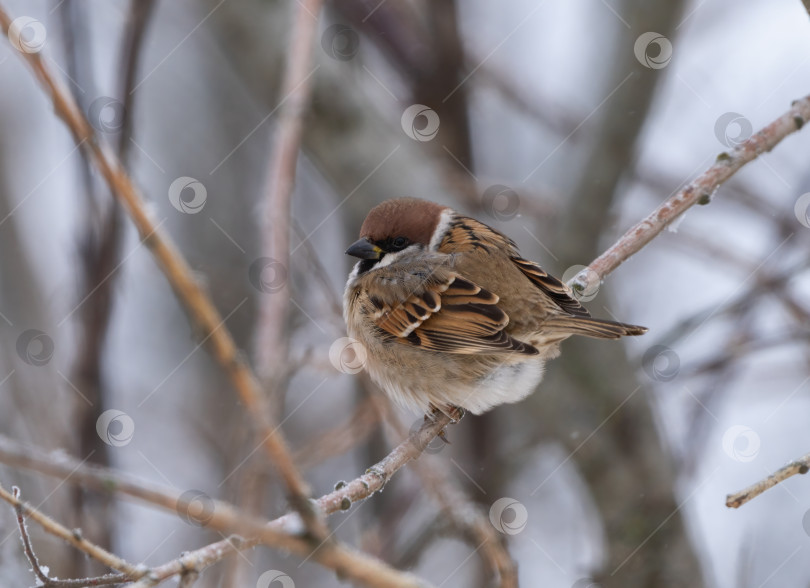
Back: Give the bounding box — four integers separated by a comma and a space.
426, 404, 465, 422
425, 404, 466, 445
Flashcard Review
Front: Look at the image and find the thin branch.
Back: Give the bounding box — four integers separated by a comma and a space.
0, 417, 450, 587
570, 95, 810, 292
116, 0, 157, 159
245, 0, 327, 559
1, 484, 144, 580
12, 495, 130, 586
254, 0, 324, 387
0, 412, 449, 523
14, 485, 56, 586
375, 401, 518, 588
308, 413, 453, 516
0, 1, 315, 522
726, 452, 810, 508
133, 535, 257, 585
63, 0, 158, 568
0, 468, 428, 588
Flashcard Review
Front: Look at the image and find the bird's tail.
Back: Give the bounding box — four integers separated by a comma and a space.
543, 315, 647, 339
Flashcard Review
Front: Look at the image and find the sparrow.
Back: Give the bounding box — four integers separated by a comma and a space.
343, 198, 646, 416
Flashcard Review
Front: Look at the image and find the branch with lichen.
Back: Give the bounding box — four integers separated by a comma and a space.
726, 451, 810, 508
570, 94, 810, 293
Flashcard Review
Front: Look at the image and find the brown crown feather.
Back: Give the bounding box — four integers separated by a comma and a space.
359, 198, 449, 246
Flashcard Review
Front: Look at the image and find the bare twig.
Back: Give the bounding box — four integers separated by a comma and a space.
375, 401, 518, 588
0, 412, 449, 524
254, 0, 324, 389
63, 0, 158, 568
117, 0, 158, 158
309, 413, 453, 516
0, 1, 314, 520
242, 1, 327, 562
1, 484, 143, 581
132, 535, 257, 585
571, 95, 810, 292
726, 452, 810, 508
0, 417, 450, 587
0, 469, 428, 588
12, 493, 130, 586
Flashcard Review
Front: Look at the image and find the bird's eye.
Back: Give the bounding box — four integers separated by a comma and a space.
392, 237, 408, 250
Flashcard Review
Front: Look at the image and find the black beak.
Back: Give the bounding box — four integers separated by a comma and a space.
345, 238, 382, 260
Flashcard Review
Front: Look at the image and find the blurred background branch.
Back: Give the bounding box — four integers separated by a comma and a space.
726, 450, 810, 508
0, 0, 809, 587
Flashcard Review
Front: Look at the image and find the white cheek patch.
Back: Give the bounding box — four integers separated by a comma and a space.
375, 244, 422, 268
429, 208, 456, 251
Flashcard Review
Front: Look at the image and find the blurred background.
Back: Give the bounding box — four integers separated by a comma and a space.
1, 0, 810, 586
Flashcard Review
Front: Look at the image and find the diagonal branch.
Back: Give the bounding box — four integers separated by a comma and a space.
8, 486, 131, 587
570, 95, 810, 293
376, 402, 518, 588
0, 484, 143, 580
0, 470, 430, 588
0, 415, 450, 524
0, 1, 316, 528
726, 451, 810, 508
0, 415, 450, 586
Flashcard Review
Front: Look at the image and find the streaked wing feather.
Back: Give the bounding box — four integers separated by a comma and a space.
435, 215, 590, 318
511, 257, 591, 317
366, 269, 536, 355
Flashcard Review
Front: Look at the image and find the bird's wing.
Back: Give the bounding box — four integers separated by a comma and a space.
509, 257, 591, 317
358, 261, 537, 355
433, 214, 591, 317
